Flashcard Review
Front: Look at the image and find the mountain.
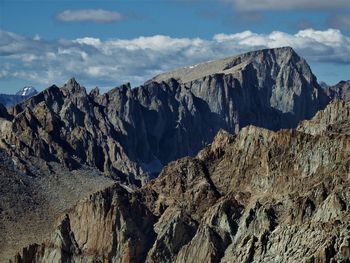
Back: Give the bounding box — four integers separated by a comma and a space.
10, 100, 350, 263
3, 47, 330, 184
15, 86, 38, 96
0, 47, 347, 262
0, 87, 38, 107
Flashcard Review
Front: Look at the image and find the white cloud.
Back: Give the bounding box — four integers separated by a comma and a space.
223, 0, 350, 11
0, 28, 350, 89
56, 9, 123, 23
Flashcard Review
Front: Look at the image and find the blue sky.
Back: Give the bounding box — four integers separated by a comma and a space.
0, 0, 350, 93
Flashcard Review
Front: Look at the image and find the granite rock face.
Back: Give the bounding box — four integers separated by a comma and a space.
0, 47, 330, 185
11, 106, 350, 263
152, 47, 330, 130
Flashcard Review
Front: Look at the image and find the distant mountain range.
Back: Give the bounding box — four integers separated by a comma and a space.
0, 86, 38, 107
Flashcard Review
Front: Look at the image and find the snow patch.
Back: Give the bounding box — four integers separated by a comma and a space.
16, 86, 37, 96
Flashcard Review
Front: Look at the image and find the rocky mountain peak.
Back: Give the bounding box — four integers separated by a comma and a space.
15, 86, 38, 96
150, 46, 309, 84
62, 77, 86, 96
0, 86, 38, 108
89, 87, 100, 97
9, 99, 350, 262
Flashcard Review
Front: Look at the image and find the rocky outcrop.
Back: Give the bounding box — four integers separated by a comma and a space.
10, 107, 350, 262
3, 80, 144, 185
326, 80, 350, 102
297, 100, 350, 135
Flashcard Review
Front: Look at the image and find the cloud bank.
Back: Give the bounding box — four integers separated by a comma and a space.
223, 0, 350, 11
56, 9, 123, 23
0, 28, 349, 89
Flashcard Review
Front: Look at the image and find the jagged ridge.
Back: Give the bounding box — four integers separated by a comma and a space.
0, 47, 330, 185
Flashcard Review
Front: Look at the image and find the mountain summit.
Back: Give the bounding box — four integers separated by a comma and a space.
0, 86, 38, 107
151, 46, 301, 83
15, 86, 38, 96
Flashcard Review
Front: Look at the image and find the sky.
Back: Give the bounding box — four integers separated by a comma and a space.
0, 0, 350, 93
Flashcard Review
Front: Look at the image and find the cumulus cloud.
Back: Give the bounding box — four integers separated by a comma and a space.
56, 9, 123, 23
0, 28, 350, 89
223, 0, 350, 11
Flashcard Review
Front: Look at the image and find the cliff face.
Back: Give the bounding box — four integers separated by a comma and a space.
0, 47, 330, 186
12, 104, 350, 262
152, 47, 330, 130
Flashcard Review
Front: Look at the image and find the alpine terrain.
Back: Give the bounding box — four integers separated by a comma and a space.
0, 47, 349, 263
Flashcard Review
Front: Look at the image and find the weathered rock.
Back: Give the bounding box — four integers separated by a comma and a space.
297, 100, 350, 135
10, 108, 350, 262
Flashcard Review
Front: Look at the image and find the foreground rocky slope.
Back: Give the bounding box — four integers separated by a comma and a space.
0, 148, 115, 260
0, 47, 330, 186
10, 100, 350, 263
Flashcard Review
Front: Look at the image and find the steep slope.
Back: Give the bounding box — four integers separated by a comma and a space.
2, 47, 330, 185
297, 100, 350, 135
10, 108, 350, 262
0, 148, 115, 261
151, 46, 329, 129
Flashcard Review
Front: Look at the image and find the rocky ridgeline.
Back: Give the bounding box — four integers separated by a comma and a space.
326, 81, 350, 102
0, 47, 330, 186
2, 47, 350, 262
